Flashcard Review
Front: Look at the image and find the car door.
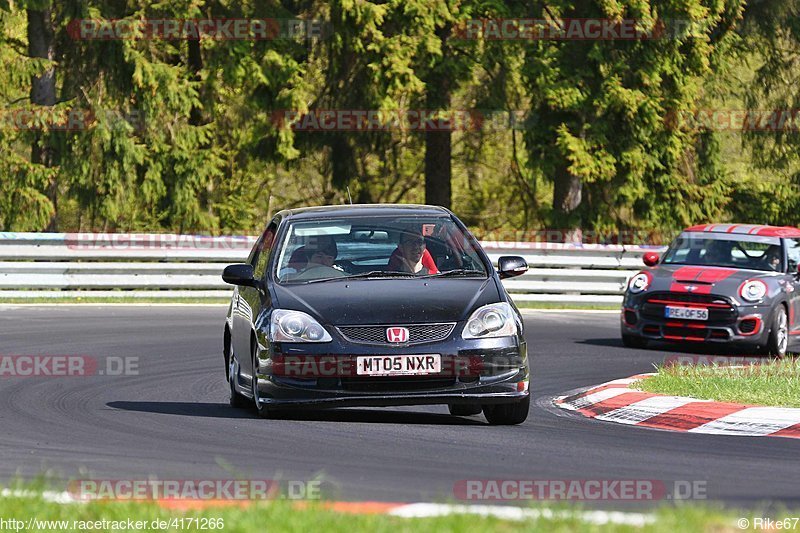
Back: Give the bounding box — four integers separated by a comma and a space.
231, 231, 265, 371
783, 238, 800, 335
236, 220, 278, 382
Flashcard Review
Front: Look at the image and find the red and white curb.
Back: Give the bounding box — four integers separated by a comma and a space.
1, 490, 653, 527
554, 374, 800, 439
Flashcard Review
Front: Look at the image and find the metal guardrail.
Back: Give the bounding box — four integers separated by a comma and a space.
0, 233, 666, 304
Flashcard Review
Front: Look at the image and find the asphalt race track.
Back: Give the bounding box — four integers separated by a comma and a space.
0, 305, 797, 510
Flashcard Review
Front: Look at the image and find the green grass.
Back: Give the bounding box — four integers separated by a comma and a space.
0, 490, 785, 532
634, 358, 800, 407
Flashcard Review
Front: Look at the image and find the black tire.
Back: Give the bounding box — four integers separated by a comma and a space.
622, 334, 648, 349
482, 395, 530, 425
228, 357, 249, 409
448, 404, 482, 416
251, 346, 274, 418
766, 305, 789, 357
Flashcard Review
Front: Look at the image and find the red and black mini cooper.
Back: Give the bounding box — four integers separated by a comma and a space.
621, 224, 800, 355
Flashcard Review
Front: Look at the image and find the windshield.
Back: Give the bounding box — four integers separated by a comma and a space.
274, 216, 488, 283
662, 232, 783, 272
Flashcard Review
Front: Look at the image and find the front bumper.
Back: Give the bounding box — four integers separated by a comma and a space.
253, 335, 529, 409
621, 293, 770, 345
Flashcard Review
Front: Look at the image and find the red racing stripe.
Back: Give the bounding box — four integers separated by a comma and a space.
672, 266, 737, 283
672, 266, 705, 280
696, 269, 737, 282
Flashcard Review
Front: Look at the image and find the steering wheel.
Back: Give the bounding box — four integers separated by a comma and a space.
334, 259, 356, 273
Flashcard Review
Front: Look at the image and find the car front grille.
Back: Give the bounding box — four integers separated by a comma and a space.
641, 292, 736, 324
340, 377, 456, 392
663, 326, 707, 340
645, 292, 732, 306
337, 323, 456, 345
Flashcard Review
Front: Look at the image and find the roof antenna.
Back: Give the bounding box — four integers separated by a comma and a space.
346, 186, 353, 205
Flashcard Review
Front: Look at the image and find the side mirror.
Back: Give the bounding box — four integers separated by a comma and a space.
498, 256, 528, 280
642, 252, 660, 267
222, 263, 258, 288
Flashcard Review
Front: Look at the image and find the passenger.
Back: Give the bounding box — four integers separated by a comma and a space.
388, 228, 439, 275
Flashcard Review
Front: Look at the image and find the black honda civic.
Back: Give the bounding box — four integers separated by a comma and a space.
221, 204, 530, 424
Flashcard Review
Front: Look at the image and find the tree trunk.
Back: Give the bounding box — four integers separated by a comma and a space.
551, 164, 583, 243
424, 26, 452, 209
28, 6, 57, 229
188, 39, 204, 126
424, 127, 451, 208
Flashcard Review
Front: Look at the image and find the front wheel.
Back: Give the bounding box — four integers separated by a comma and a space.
766, 305, 789, 357
251, 348, 275, 418
482, 395, 530, 425
228, 356, 249, 409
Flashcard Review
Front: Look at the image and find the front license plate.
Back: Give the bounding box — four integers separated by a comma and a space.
355, 354, 441, 376
665, 306, 708, 321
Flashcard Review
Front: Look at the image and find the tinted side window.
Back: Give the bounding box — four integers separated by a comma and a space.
254, 222, 278, 279
787, 239, 800, 272
246, 235, 264, 267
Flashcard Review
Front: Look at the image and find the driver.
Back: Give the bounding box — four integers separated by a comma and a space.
763, 245, 782, 271
703, 240, 731, 265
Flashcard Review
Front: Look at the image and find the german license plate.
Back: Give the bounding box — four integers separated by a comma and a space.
355, 355, 441, 376
665, 306, 708, 321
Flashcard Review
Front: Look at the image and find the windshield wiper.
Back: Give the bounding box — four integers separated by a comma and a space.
344, 270, 418, 279
301, 270, 417, 283
421, 269, 485, 278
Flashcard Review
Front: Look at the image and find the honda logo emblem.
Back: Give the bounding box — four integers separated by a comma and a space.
386, 327, 409, 343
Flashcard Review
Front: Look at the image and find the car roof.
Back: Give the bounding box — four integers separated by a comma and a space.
276, 204, 452, 220
684, 224, 800, 238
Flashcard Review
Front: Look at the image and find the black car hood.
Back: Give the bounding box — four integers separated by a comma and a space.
647, 264, 782, 297
271, 277, 500, 325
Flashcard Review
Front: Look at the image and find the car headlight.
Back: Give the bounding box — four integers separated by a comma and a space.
739, 280, 767, 302
628, 272, 651, 294
462, 302, 517, 339
270, 309, 332, 342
